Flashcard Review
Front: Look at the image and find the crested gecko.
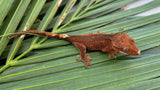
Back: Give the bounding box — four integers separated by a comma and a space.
9, 30, 140, 68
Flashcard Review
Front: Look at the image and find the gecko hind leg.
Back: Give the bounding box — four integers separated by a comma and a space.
73, 42, 92, 68
76, 56, 92, 68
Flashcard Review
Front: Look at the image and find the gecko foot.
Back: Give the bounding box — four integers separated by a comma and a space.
108, 51, 117, 58
76, 56, 92, 68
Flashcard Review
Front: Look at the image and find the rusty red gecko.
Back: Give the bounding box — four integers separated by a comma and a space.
9, 30, 140, 68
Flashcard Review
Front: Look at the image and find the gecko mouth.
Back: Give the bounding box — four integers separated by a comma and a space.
113, 47, 141, 56
113, 47, 124, 53
119, 51, 127, 54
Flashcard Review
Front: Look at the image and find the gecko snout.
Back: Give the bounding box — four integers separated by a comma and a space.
133, 50, 141, 55
137, 50, 141, 55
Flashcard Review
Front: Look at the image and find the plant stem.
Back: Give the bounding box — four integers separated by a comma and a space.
0, 64, 10, 73
13, 48, 32, 61
58, 20, 72, 30
37, 37, 48, 44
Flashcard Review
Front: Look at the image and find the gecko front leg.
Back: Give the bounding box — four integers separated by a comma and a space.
73, 42, 92, 68
108, 50, 117, 58
102, 46, 117, 58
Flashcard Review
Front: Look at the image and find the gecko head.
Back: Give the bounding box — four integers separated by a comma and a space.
112, 33, 140, 56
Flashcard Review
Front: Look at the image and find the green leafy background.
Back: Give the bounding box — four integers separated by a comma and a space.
0, 0, 160, 90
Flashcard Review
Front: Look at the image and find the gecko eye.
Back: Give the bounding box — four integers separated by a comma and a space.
130, 38, 135, 43
131, 40, 134, 43
123, 47, 129, 52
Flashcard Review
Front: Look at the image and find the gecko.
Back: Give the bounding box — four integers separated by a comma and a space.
9, 30, 141, 68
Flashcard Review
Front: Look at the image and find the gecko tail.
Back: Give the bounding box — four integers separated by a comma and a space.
8, 30, 70, 39
8, 34, 21, 39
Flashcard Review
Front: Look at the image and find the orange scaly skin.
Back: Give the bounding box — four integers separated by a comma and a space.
9, 30, 141, 68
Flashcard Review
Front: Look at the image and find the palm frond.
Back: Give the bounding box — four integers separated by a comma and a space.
0, 0, 160, 89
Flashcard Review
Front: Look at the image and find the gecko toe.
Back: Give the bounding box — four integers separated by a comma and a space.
76, 58, 82, 61
86, 56, 92, 60
88, 62, 92, 66
84, 61, 92, 68
108, 51, 117, 59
